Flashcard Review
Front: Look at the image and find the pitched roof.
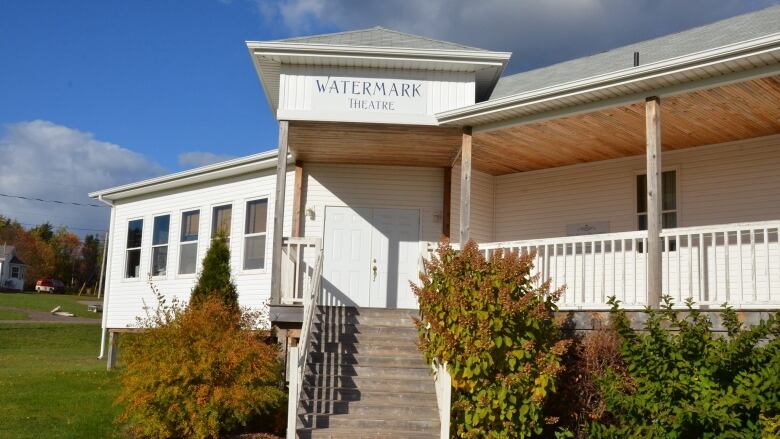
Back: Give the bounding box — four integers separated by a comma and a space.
490, 4, 780, 99
277, 26, 488, 52
0, 245, 15, 261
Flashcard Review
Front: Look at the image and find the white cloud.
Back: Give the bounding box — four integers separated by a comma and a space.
0, 120, 166, 235
255, 0, 777, 73
178, 151, 236, 168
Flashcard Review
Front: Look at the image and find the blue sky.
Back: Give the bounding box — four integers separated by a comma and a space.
0, 0, 777, 235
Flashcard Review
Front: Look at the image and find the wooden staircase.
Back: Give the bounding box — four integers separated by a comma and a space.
296, 306, 439, 438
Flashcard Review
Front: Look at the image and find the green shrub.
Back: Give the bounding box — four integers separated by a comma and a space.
588, 296, 780, 438
414, 240, 570, 438
190, 233, 238, 309
116, 292, 285, 439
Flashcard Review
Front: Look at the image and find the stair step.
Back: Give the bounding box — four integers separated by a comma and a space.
308, 352, 428, 368
299, 399, 439, 418
301, 387, 437, 403
311, 341, 421, 355
310, 331, 419, 345
297, 427, 437, 439
304, 375, 434, 392
305, 363, 432, 379
300, 415, 438, 432
312, 323, 418, 338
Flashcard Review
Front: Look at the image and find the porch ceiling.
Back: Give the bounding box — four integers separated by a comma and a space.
288, 121, 462, 167
473, 75, 780, 175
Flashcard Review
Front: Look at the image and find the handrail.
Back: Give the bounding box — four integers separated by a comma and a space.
293, 246, 324, 429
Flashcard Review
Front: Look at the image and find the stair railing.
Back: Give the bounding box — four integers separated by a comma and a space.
287, 246, 324, 438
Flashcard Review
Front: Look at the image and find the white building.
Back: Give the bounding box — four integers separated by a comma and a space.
91, 7, 780, 437
0, 245, 26, 291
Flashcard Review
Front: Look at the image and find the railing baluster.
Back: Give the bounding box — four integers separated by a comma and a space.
581, 242, 586, 305
738, 230, 744, 304
552, 243, 558, 292
712, 232, 717, 304
724, 231, 730, 303
633, 238, 638, 305
602, 240, 607, 304
664, 235, 670, 298
751, 229, 757, 302
688, 234, 693, 302
698, 233, 705, 304
765, 228, 770, 302
677, 234, 682, 303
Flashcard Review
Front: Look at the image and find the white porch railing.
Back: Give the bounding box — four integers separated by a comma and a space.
476, 220, 780, 309
286, 243, 324, 439
281, 237, 321, 305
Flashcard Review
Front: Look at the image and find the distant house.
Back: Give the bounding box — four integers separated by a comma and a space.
0, 245, 26, 291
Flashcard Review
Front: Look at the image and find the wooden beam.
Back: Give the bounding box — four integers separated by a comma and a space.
270, 121, 289, 305
291, 160, 304, 237
645, 97, 662, 308
459, 127, 472, 245
442, 167, 451, 239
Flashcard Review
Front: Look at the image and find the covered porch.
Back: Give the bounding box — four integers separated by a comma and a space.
273, 73, 780, 311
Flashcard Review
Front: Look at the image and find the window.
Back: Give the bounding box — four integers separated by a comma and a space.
125, 219, 143, 278
637, 170, 677, 230
179, 210, 199, 275
243, 199, 268, 270
151, 215, 170, 276
11, 266, 20, 279
211, 204, 232, 241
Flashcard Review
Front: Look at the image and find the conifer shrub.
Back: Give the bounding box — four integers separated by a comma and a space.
190, 233, 238, 309
587, 296, 780, 437
414, 240, 570, 438
115, 237, 284, 439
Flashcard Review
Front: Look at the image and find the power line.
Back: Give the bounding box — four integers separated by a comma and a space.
0, 192, 106, 208
18, 222, 107, 234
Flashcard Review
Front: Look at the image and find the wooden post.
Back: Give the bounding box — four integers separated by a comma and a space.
271, 121, 289, 305
97, 232, 108, 299
291, 161, 304, 238
459, 127, 472, 245
645, 97, 662, 308
442, 167, 451, 239
106, 331, 117, 371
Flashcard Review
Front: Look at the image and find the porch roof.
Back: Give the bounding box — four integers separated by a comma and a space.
287, 74, 780, 175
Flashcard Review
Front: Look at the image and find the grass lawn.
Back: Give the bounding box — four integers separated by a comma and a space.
0, 292, 101, 319
0, 324, 119, 438
0, 309, 29, 320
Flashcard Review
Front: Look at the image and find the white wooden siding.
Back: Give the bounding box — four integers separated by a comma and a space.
494, 134, 780, 241
105, 168, 294, 328
278, 65, 475, 125
301, 164, 444, 245
450, 165, 495, 242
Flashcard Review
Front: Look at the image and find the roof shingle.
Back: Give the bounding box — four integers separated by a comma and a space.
278, 26, 488, 52
490, 4, 780, 100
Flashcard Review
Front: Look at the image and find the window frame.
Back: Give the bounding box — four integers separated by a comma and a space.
10, 266, 20, 279
634, 167, 681, 231
210, 202, 234, 242
177, 208, 202, 278
241, 196, 270, 272
150, 213, 171, 278
123, 217, 144, 280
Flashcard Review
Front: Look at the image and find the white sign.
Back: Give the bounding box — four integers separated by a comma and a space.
566, 221, 610, 236
309, 75, 427, 116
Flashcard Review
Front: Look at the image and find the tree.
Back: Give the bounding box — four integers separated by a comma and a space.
29, 222, 54, 242
190, 233, 238, 309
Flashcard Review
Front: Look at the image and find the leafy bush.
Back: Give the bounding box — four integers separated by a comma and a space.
116, 292, 284, 438
588, 296, 780, 437
414, 240, 570, 438
190, 233, 238, 309
547, 322, 629, 438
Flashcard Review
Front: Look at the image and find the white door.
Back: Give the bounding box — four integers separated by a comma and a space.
323, 206, 421, 309
371, 208, 421, 309
322, 207, 372, 307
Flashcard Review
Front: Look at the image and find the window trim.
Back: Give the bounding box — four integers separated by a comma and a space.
10, 265, 20, 279
633, 166, 682, 231
123, 217, 145, 281
176, 207, 202, 279
240, 196, 271, 273
150, 213, 171, 279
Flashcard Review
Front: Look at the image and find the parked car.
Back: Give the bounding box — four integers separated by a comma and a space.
35, 279, 65, 294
